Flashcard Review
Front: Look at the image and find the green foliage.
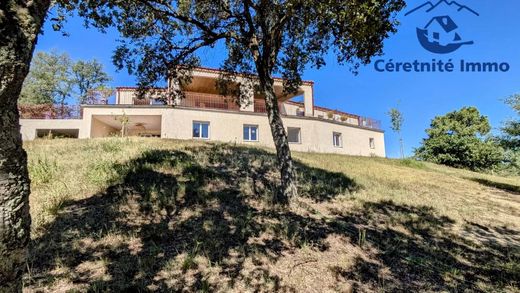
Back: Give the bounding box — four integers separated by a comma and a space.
72, 59, 111, 104
20, 51, 111, 106
496, 94, 520, 174
500, 94, 520, 150
20, 51, 72, 105
388, 108, 403, 133
61, 0, 405, 95
388, 106, 404, 158
415, 107, 503, 171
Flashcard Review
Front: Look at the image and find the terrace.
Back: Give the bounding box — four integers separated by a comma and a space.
18, 91, 381, 130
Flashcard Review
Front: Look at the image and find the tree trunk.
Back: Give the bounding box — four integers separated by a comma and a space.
258, 75, 298, 203
0, 1, 50, 291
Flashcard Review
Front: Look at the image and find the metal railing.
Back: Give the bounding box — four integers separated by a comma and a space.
358, 117, 382, 130
177, 92, 241, 111
18, 93, 382, 130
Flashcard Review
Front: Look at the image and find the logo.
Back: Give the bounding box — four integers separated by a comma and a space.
405, 1, 479, 54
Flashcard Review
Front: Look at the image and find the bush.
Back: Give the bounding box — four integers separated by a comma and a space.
415, 107, 504, 171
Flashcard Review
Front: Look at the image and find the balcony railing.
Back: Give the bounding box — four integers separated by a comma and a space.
19, 93, 381, 130
178, 92, 241, 111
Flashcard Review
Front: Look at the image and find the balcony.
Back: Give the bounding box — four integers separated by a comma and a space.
19, 92, 381, 131
178, 92, 240, 111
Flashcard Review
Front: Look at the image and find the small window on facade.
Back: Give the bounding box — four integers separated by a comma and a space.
333, 132, 342, 147
287, 127, 301, 143
243, 125, 258, 141
369, 137, 375, 149
193, 121, 209, 139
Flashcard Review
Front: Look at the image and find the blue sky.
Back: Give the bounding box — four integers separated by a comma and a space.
35, 1, 520, 158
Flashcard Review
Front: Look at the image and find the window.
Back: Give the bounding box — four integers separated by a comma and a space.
369, 138, 375, 149
287, 127, 301, 143
193, 121, 209, 139
333, 132, 342, 147
243, 125, 258, 141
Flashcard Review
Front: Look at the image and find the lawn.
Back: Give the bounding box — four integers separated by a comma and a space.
23, 138, 520, 292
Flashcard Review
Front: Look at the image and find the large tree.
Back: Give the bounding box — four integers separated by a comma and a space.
0, 0, 404, 289
20, 51, 72, 106
21, 51, 111, 106
0, 1, 52, 291
415, 107, 503, 171
72, 59, 111, 104
21, 51, 74, 118
498, 94, 520, 172
72, 0, 405, 202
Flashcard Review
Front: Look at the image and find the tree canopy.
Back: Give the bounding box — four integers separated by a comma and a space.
496, 94, 520, 173
501, 94, 520, 150
61, 0, 405, 200
53, 0, 405, 96
20, 51, 111, 106
415, 107, 503, 171
20, 51, 72, 105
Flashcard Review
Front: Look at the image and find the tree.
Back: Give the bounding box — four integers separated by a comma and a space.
415, 107, 503, 171
20, 51, 111, 106
85, 86, 114, 105
20, 51, 73, 106
1, 1, 52, 291
497, 94, 520, 173
501, 94, 520, 150
72, 0, 405, 202
72, 59, 111, 104
388, 105, 404, 158
0, 0, 405, 289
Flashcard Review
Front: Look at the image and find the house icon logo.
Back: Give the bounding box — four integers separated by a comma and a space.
405, 1, 479, 54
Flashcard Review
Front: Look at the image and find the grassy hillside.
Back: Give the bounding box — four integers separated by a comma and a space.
23, 138, 520, 292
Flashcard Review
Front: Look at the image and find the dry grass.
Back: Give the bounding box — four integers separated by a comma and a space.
23, 138, 520, 292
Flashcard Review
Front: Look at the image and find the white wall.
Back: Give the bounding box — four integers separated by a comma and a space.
19, 119, 84, 140
20, 106, 385, 157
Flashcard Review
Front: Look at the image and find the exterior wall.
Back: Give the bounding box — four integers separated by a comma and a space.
19, 119, 84, 140
20, 106, 385, 157
117, 90, 137, 105
281, 103, 303, 116
160, 107, 385, 157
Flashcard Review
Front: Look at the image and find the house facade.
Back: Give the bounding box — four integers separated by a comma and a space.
19, 67, 385, 157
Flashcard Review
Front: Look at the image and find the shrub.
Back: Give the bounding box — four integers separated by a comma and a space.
415, 107, 504, 171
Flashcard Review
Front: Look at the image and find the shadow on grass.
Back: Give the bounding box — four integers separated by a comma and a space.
470, 177, 520, 194
26, 144, 520, 292
329, 200, 520, 291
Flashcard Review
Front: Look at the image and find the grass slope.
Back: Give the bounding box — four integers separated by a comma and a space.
23, 138, 520, 292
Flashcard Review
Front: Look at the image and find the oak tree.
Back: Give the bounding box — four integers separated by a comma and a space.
1, 1, 52, 291
0, 1, 404, 290
72, 0, 406, 202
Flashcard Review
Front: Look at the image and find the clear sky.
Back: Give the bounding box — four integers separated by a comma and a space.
35, 1, 520, 158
